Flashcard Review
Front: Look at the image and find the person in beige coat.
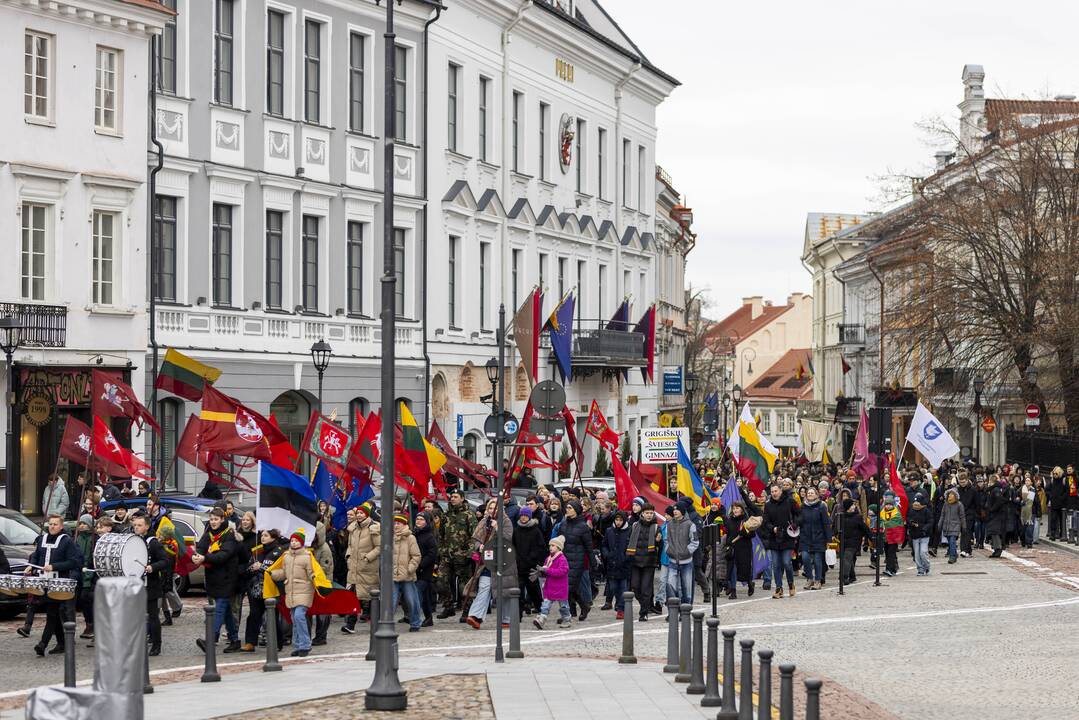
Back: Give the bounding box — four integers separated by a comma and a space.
391, 514, 423, 631
345, 503, 380, 630
269, 529, 315, 657
311, 520, 335, 646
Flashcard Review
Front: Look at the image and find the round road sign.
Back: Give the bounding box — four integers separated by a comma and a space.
530, 380, 566, 418
1026, 404, 1040, 419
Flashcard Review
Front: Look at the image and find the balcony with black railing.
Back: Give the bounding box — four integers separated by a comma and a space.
838, 323, 865, 346
541, 318, 647, 374
0, 302, 67, 347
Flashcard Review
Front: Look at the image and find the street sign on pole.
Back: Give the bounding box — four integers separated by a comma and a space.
530, 380, 566, 418
980, 415, 996, 433
1026, 404, 1041, 427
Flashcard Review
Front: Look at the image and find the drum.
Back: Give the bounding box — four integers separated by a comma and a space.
0, 574, 18, 596
93, 533, 148, 578
22, 577, 48, 596
46, 577, 77, 601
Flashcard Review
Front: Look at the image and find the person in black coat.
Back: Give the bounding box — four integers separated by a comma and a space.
984, 479, 1009, 557
27, 515, 84, 656
723, 503, 756, 599
837, 499, 870, 584
513, 507, 547, 615
132, 514, 172, 655
957, 475, 978, 554
601, 511, 631, 617
626, 503, 661, 620
760, 485, 800, 598
798, 488, 830, 590
906, 493, 933, 577
193, 507, 241, 652
1047, 467, 1066, 541
413, 512, 439, 626
561, 500, 593, 620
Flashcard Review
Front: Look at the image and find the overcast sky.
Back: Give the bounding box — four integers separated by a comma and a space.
612, 0, 1079, 318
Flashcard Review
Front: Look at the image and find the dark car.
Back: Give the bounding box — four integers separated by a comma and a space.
0, 509, 42, 616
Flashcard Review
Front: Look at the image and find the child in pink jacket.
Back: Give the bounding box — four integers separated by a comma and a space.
532, 536, 570, 629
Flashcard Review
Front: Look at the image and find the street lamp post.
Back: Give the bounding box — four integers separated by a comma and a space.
685, 372, 699, 437
366, 0, 405, 710
1025, 366, 1038, 468
310, 339, 332, 415
972, 376, 984, 465
0, 318, 23, 511
721, 392, 731, 445
739, 348, 756, 389
485, 307, 507, 663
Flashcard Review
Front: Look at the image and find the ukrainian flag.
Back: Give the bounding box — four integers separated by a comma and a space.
675, 440, 712, 515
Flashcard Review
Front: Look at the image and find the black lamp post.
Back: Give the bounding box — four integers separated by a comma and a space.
1025, 366, 1038, 468
0, 317, 23, 511
972, 376, 984, 464
732, 383, 743, 407
310, 339, 332, 414
722, 392, 731, 444
685, 372, 699, 435
485, 306, 508, 664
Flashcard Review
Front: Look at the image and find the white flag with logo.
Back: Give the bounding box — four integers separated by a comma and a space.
905, 402, 960, 469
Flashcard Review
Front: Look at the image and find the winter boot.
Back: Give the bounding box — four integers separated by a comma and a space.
747, 582, 755, 597
788, 584, 796, 597
772, 587, 784, 599
436, 605, 456, 620
532, 614, 547, 630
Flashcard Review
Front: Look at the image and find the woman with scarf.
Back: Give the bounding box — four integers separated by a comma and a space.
241, 528, 288, 652
723, 502, 756, 599
463, 499, 517, 629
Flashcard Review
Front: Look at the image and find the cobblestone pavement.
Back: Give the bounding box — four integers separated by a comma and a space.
213, 673, 495, 720
2, 541, 1078, 719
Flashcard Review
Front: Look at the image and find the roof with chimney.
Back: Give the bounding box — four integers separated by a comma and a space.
705, 297, 797, 354
744, 349, 814, 401
802, 212, 873, 260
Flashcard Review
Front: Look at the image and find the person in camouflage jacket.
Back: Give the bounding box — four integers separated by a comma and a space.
436, 488, 477, 619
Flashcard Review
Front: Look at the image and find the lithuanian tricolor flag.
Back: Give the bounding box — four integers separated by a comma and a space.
155, 348, 222, 401
726, 402, 778, 496
400, 402, 446, 478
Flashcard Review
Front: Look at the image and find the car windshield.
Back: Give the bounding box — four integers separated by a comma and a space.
0, 513, 41, 545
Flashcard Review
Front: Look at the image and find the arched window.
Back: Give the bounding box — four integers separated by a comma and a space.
395, 397, 412, 423
431, 373, 449, 425
271, 390, 311, 474
459, 362, 477, 402
349, 397, 369, 435
462, 432, 479, 462
158, 398, 183, 490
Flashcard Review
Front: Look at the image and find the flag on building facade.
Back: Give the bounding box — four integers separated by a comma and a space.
198, 385, 287, 460
633, 305, 657, 383
675, 439, 713, 515
92, 370, 160, 434
546, 292, 575, 383
841, 357, 851, 374
798, 419, 832, 463
155, 348, 222, 401
513, 286, 543, 384
255, 461, 319, 543
905, 402, 960, 469
585, 400, 620, 451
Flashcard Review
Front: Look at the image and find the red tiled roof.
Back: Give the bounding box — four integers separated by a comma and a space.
745, 349, 813, 401
705, 302, 793, 353
985, 99, 1079, 134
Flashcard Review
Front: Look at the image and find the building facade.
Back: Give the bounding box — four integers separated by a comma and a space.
654, 166, 693, 427
424, 0, 678, 475
0, 0, 171, 512
147, 0, 437, 491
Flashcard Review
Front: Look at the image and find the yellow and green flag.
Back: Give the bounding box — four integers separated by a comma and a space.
155, 348, 222, 401
400, 402, 446, 478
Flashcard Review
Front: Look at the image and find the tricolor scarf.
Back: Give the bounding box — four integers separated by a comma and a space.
207, 527, 229, 555
879, 505, 903, 529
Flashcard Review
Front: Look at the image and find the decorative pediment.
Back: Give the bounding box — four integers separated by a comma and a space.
507, 198, 537, 225
442, 179, 477, 215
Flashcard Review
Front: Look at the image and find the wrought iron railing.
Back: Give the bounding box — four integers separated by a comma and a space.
837, 323, 865, 345
570, 318, 646, 367
0, 302, 66, 347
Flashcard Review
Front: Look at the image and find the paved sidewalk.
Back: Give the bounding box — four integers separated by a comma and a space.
6, 655, 714, 720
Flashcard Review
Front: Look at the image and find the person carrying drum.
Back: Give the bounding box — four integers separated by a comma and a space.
132, 514, 171, 656
26, 514, 83, 657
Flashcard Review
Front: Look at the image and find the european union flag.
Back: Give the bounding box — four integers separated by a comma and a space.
332, 480, 374, 531
312, 461, 336, 504
547, 293, 575, 383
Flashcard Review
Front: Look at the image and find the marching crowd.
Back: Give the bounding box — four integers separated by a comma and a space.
5, 456, 1070, 660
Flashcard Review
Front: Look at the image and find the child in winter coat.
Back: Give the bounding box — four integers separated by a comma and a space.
906, 493, 932, 576
940, 488, 966, 564
269, 529, 316, 657
531, 536, 570, 629
875, 492, 905, 576
601, 511, 631, 619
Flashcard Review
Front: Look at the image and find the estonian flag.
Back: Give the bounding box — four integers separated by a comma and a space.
256, 461, 319, 545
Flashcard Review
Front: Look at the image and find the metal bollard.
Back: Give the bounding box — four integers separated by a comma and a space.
201, 602, 220, 683
716, 629, 739, 720
804, 678, 823, 720
263, 598, 282, 672
700, 618, 721, 707
365, 590, 380, 662
618, 591, 636, 664
779, 663, 795, 720
738, 639, 755, 720
143, 629, 154, 695
663, 597, 681, 673
757, 650, 774, 720
506, 588, 523, 659
687, 610, 705, 694
62, 621, 76, 688
675, 603, 692, 682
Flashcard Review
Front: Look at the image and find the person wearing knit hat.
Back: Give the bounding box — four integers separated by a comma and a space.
838, 496, 870, 585
515, 505, 546, 615
342, 499, 381, 632
393, 513, 409, 525
532, 535, 571, 629
270, 526, 317, 656
390, 510, 423, 631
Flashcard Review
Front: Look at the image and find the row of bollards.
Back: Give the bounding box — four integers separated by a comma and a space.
1067, 510, 1079, 545
617, 591, 823, 720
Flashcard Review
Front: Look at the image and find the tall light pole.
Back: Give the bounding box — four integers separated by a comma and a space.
685, 372, 699, 437
722, 392, 731, 445
0, 317, 22, 511
972, 376, 984, 465
485, 338, 505, 662
366, 0, 405, 709
739, 347, 755, 389
310, 339, 332, 415
1025, 366, 1038, 469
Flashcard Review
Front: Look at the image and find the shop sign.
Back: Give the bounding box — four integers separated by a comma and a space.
23, 389, 53, 427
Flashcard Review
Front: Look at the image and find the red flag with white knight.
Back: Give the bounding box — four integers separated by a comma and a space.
92, 416, 150, 479
301, 412, 353, 468
92, 369, 160, 434
59, 415, 129, 477
585, 399, 620, 451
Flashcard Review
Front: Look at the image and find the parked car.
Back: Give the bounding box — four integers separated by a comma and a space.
0, 509, 42, 616
550, 477, 616, 497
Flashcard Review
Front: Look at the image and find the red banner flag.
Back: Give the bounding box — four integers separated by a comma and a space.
301, 412, 353, 467
585, 400, 620, 451
198, 386, 287, 460
92, 369, 160, 434
92, 417, 150, 480
59, 416, 129, 477
267, 414, 299, 470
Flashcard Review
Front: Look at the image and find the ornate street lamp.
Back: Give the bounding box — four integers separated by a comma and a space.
309, 339, 332, 414
972, 376, 985, 464
0, 317, 23, 511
